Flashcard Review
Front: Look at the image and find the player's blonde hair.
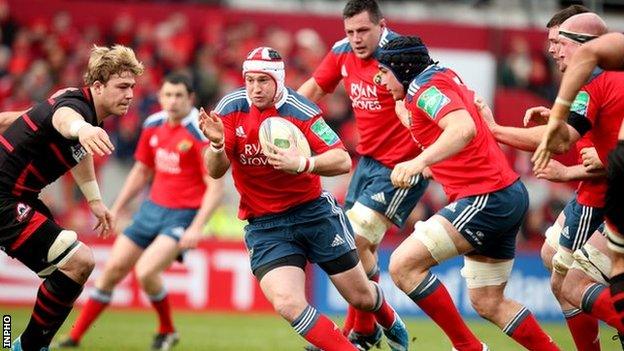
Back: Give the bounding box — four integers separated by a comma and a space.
83, 44, 144, 85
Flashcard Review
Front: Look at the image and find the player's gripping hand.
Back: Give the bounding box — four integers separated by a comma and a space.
89, 199, 114, 238
523, 106, 550, 127
265, 139, 302, 174
199, 108, 224, 145
78, 125, 115, 156
474, 95, 497, 130
534, 159, 568, 182
532, 117, 570, 171
580, 147, 604, 171
391, 158, 424, 189
179, 225, 203, 250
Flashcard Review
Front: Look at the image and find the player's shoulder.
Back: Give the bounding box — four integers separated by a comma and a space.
214, 88, 250, 116
330, 37, 352, 55
181, 108, 209, 142
279, 88, 322, 121
379, 28, 400, 50
406, 65, 449, 100
143, 111, 167, 128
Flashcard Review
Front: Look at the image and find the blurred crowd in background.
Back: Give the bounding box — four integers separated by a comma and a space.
0, 0, 589, 251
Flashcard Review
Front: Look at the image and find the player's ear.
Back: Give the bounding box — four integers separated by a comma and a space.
92, 81, 104, 95
378, 18, 387, 29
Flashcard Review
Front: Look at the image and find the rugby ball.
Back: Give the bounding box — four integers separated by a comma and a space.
259, 117, 311, 157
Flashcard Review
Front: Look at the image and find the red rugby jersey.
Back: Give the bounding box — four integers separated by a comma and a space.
404, 65, 518, 202
215, 87, 345, 219
313, 28, 420, 168
568, 69, 624, 207
135, 108, 208, 209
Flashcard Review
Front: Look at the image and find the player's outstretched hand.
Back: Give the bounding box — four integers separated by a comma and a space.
580, 147, 604, 171
523, 106, 550, 127
534, 159, 567, 182
179, 225, 203, 250
78, 125, 114, 156
89, 200, 114, 238
199, 108, 224, 145
474, 95, 496, 130
391, 158, 424, 189
532, 118, 569, 172
265, 138, 301, 174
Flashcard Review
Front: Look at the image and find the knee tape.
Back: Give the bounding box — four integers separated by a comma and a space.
49, 230, 82, 266
606, 222, 624, 254
545, 223, 562, 251
552, 248, 574, 275
37, 230, 82, 277
460, 259, 514, 289
345, 202, 389, 245
412, 219, 458, 263
571, 244, 611, 285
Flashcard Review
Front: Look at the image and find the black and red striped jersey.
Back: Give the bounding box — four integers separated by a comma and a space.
0, 87, 98, 197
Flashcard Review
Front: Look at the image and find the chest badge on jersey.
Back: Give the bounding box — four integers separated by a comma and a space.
150, 135, 158, 147
373, 71, 383, 86
177, 139, 192, 153
341, 64, 348, 78
16, 203, 32, 222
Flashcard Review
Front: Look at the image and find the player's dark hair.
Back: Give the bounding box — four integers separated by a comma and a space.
546, 5, 590, 28
343, 0, 383, 24
164, 73, 194, 94
378, 36, 433, 90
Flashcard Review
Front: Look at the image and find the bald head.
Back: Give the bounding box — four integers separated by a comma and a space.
560, 12, 607, 37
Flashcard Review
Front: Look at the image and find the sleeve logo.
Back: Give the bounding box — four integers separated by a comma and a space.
417, 86, 450, 119
570, 91, 590, 116
311, 118, 339, 146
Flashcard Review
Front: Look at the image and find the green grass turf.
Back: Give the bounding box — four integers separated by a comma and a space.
1, 305, 621, 350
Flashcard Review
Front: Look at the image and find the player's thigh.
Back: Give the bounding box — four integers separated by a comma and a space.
559, 198, 604, 252
244, 217, 306, 280
570, 228, 612, 285
345, 156, 428, 243
296, 192, 358, 267
135, 234, 179, 278
99, 235, 144, 280
439, 180, 529, 260
0, 197, 83, 277
259, 265, 308, 320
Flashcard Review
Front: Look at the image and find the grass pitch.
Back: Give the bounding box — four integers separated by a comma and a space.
1, 305, 621, 350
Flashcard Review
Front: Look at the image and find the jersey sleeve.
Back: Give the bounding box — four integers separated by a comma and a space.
408, 79, 466, 124
193, 138, 210, 176
219, 112, 236, 159
312, 51, 343, 94
300, 115, 344, 155
53, 98, 97, 125
567, 83, 600, 136
134, 128, 155, 168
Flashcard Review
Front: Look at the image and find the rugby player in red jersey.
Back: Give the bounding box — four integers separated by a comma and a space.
299, 1, 427, 346
534, 29, 624, 331
377, 36, 560, 351
200, 46, 409, 351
